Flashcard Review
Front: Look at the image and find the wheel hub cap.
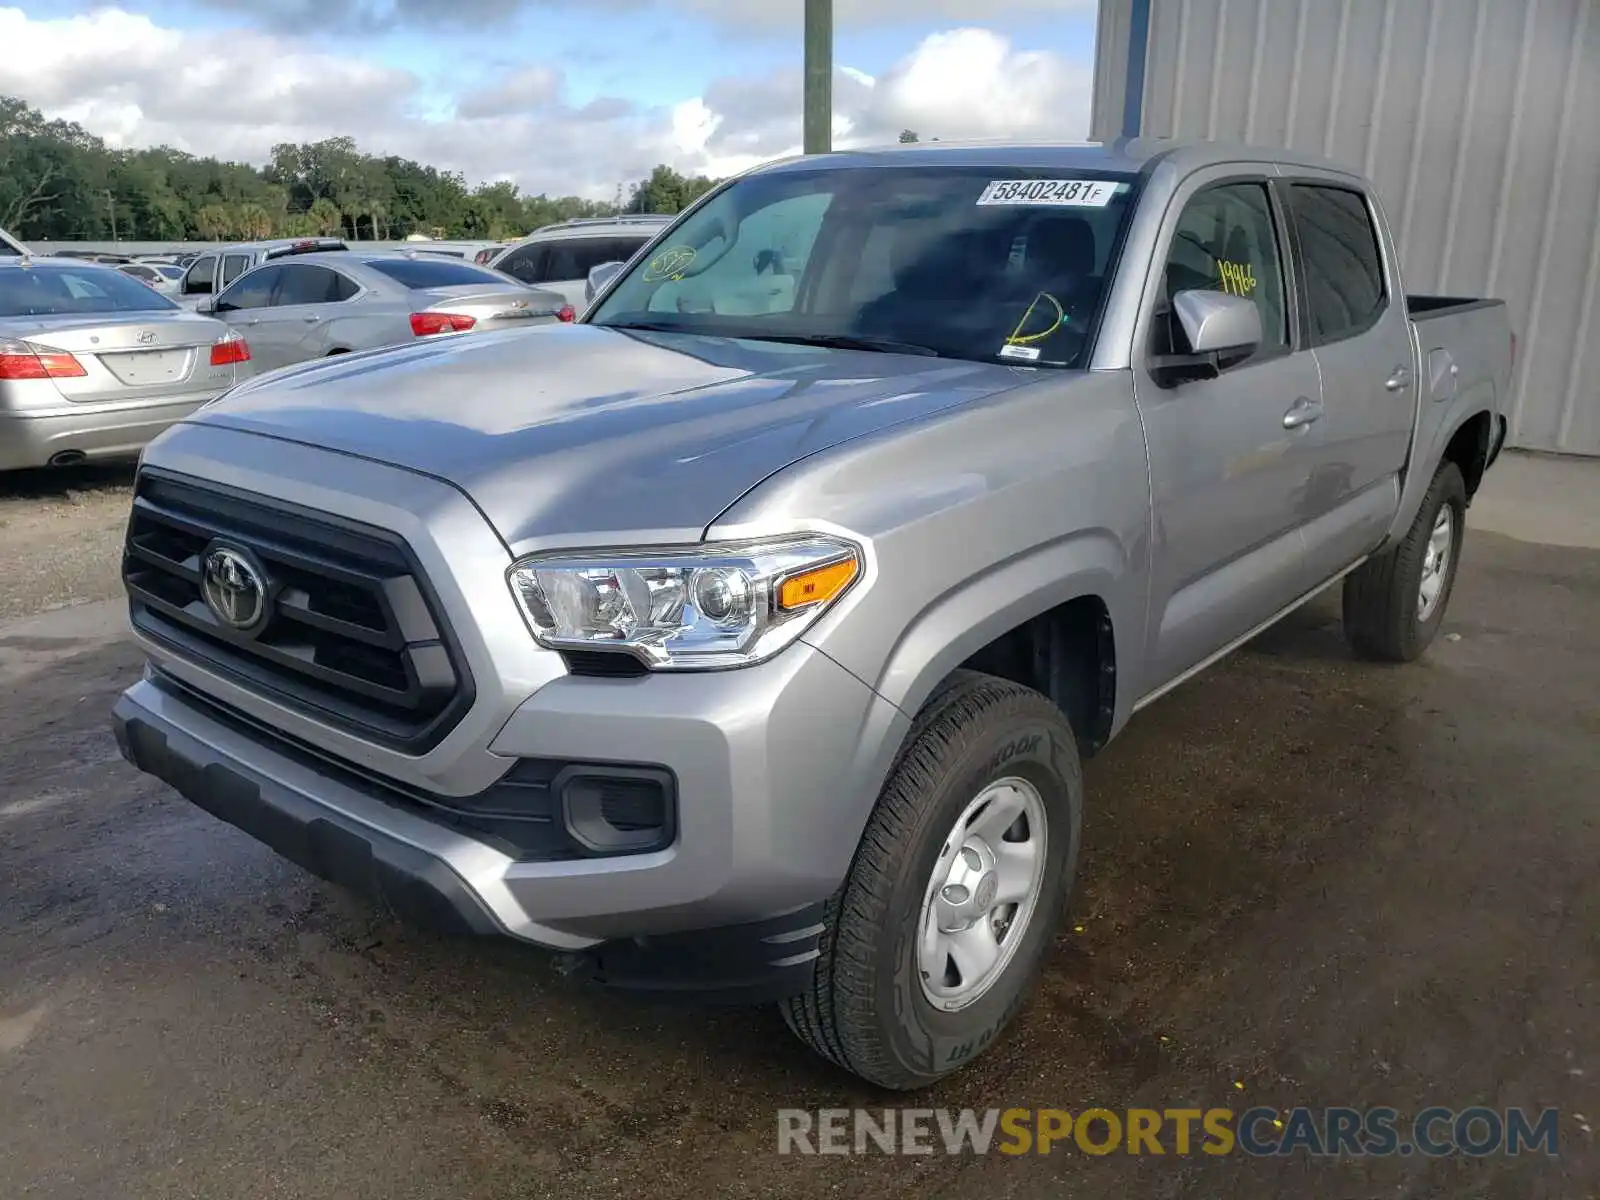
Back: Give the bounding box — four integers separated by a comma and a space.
1418, 505, 1454, 621
917, 777, 1049, 1012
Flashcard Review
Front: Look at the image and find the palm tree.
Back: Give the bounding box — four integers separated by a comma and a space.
308, 197, 342, 236
194, 203, 229, 240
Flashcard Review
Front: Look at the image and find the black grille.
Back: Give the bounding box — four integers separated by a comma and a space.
123, 469, 473, 752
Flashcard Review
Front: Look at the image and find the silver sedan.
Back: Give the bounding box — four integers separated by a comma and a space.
197, 250, 571, 373
0, 257, 254, 471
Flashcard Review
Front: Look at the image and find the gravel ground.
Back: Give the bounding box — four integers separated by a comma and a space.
0, 462, 1597, 1199
0, 464, 134, 620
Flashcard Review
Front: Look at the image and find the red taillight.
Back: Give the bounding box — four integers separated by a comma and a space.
210, 333, 251, 366
0, 342, 86, 380
410, 312, 477, 337
556, 305, 576, 323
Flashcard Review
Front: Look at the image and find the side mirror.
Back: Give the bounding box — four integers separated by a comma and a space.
1152, 289, 1262, 387
194, 297, 216, 314
584, 261, 625, 305
1174, 289, 1262, 355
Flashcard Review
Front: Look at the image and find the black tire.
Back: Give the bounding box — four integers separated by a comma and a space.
780, 669, 1082, 1090
1342, 460, 1467, 662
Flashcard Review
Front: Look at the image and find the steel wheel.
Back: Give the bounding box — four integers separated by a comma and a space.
917, 776, 1049, 1012
1417, 504, 1455, 621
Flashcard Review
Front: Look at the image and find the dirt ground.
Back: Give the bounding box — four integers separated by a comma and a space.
0, 461, 1596, 1199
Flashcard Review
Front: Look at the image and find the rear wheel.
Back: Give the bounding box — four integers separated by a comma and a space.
781, 670, 1082, 1090
1343, 461, 1467, 662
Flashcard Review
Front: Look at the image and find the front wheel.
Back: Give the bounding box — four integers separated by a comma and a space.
781, 670, 1082, 1090
1342, 460, 1467, 662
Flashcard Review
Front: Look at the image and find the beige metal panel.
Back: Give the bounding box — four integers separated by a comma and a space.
1092, 0, 1600, 456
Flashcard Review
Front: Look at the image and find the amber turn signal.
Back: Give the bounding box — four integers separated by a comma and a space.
777, 556, 859, 611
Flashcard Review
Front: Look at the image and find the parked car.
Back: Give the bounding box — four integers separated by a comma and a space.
488, 215, 673, 309
195, 249, 571, 372
175, 238, 350, 307
112, 138, 1512, 1088
473, 244, 508, 265
0, 227, 29, 257
117, 261, 184, 295
0, 256, 252, 470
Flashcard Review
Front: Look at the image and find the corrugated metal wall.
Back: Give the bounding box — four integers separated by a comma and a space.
1091, 0, 1600, 457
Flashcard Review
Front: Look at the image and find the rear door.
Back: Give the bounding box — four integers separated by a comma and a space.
1282, 177, 1418, 585
254, 263, 359, 366
1131, 170, 1324, 694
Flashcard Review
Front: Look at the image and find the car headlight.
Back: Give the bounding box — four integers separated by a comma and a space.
507, 535, 862, 670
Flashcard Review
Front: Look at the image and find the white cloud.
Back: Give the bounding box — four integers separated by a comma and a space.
669, 0, 1096, 29
0, 7, 1094, 198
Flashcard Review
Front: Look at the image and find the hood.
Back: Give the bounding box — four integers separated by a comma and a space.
192, 323, 1030, 550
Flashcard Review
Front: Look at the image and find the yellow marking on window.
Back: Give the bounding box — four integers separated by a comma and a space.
1217, 260, 1256, 296
1005, 292, 1066, 345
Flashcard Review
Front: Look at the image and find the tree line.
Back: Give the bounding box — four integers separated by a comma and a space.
0, 95, 721, 244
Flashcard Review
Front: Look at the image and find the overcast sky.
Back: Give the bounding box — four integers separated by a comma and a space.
0, 0, 1101, 199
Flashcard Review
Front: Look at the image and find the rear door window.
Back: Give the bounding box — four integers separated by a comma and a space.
220, 254, 252, 287
183, 255, 217, 294
496, 243, 549, 285
1286, 184, 1388, 346
274, 265, 344, 306
544, 237, 651, 282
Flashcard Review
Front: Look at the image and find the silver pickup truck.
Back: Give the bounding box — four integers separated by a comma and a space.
112, 139, 1512, 1089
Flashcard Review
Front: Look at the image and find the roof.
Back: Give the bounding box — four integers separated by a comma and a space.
752, 136, 1365, 181
510, 216, 673, 246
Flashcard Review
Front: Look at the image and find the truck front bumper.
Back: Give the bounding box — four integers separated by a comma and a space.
113, 638, 907, 1002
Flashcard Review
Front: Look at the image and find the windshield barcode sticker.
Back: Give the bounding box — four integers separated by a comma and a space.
977, 180, 1119, 207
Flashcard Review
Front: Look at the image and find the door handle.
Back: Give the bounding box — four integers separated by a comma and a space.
246, 317, 260, 326
1385, 365, 1414, 391
1282, 396, 1324, 429
302, 313, 321, 323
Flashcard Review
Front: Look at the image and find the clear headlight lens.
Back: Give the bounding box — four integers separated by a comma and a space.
507, 535, 862, 670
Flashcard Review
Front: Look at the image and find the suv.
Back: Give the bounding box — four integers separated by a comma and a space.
488, 216, 673, 309
176, 238, 348, 306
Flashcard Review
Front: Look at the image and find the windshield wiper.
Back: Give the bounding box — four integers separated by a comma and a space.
739, 332, 943, 357
597, 322, 945, 358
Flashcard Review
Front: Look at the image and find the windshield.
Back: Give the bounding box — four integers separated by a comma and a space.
586, 164, 1140, 367
364, 257, 513, 289
0, 263, 180, 317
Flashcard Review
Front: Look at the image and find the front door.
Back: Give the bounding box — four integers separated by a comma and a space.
1133, 174, 1324, 695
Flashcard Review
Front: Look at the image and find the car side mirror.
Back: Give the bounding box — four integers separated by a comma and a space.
1151, 289, 1263, 387
585, 261, 625, 305
1174, 289, 1262, 355
194, 297, 216, 314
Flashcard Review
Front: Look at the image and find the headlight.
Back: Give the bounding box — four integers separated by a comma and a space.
507, 535, 862, 670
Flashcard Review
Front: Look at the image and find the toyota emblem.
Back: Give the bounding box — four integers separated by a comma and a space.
201, 545, 268, 632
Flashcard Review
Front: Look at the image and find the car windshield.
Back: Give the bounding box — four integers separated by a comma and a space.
363, 257, 513, 289
586, 164, 1140, 368
0, 264, 180, 317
